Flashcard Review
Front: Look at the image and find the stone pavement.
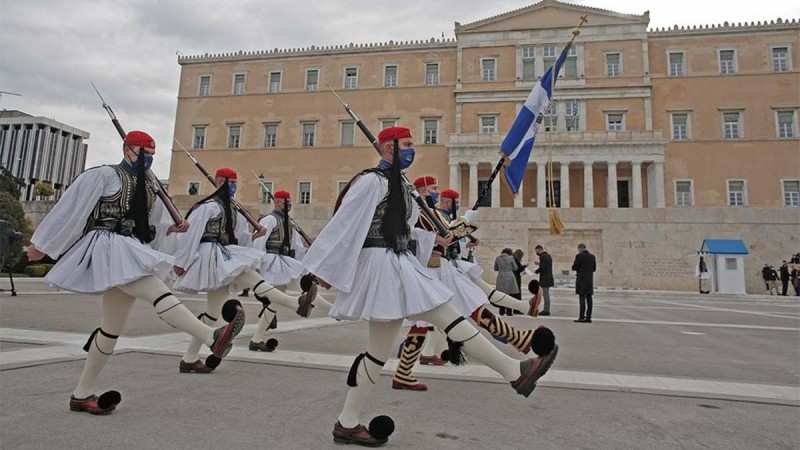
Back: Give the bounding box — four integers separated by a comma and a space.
1, 279, 799, 449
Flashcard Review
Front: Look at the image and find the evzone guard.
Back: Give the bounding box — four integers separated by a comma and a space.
303, 126, 559, 446
248, 189, 331, 352
392, 177, 551, 391
26, 131, 246, 414
171, 168, 317, 373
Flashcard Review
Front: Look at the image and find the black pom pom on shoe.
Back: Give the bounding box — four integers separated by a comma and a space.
221, 299, 242, 322
97, 390, 121, 409
300, 274, 316, 293
530, 326, 555, 357
205, 355, 222, 369
266, 338, 279, 351
368, 415, 395, 440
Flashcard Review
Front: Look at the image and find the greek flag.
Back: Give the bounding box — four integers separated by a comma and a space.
501, 45, 570, 195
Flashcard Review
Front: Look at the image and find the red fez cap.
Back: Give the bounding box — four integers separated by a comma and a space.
377, 126, 412, 144
440, 189, 460, 199
215, 167, 237, 180
413, 176, 437, 189
274, 190, 291, 200
124, 130, 156, 149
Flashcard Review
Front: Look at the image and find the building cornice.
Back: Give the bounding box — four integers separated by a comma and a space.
178, 38, 457, 65
648, 18, 799, 37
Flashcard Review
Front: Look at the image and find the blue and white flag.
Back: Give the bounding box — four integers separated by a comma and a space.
500, 45, 570, 195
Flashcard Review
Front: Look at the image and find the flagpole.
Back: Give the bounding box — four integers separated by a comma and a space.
469, 15, 588, 211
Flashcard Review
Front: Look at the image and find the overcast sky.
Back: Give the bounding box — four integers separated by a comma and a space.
2, 0, 798, 178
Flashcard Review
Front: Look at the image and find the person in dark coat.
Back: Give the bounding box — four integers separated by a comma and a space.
571, 243, 596, 323
510, 249, 528, 315
534, 245, 554, 316
779, 261, 790, 296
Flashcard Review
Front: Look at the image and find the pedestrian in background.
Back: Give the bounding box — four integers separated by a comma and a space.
494, 248, 519, 316
779, 261, 790, 296
534, 245, 553, 316
571, 243, 596, 323
510, 249, 527, 315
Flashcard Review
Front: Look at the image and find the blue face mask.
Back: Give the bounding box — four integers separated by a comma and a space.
285, 202, 292, 213
429, 191, 439, 205
139, 154, 154, 171
228, 181, 237, 197
399, 147, 415, 169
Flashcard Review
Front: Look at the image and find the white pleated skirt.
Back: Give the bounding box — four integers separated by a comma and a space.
172, 242, 263, 293
330, 248, 453, 321
256, 253, 304, 286
403, 259, 487, 327
45, 230, 174, 294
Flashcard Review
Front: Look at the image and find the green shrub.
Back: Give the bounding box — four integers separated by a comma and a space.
24, 265, 48, 277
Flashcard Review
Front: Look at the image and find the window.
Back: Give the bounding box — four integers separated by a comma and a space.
425, 63, 439, 85
380, 119, 396, 130
668, 52, 685, 76
269, 71, 282, 93
341, 121, 355, 146
233, 73, 246, 94
384, 65, 398, 87
671, 113, 689, 140
480, 116, 497, 134
723, 112, 741, 139
606, 113, 624, 131
258, 180, 273, 203
783, 180, 800, 206
481, 58, 496, 81
728, 180, 746, 206
199, 75, 211, 96
776, 110, 796, 138
337, 181, 349, 196
423, 119, 438, 144
522, 46, 535, 81
228, 125, 242, 148
193, 126, 206, 149
725, 258, 738, 270
772, 46, 789, 72
299, 181, 312, 204
344, 67, 358, 89
306, 69, 319, 91
301, 122, 315, 147
606, 53, 621, 77
675, 180, 693, 206
718, 49, 736, 75
565, 100, 580, 131
565, 45, 578, 78
188, 182, 200, 196
543, 101, 558, 132
264, 123, 278, 147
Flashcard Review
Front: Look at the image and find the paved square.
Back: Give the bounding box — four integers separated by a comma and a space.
2, 279, 798, 449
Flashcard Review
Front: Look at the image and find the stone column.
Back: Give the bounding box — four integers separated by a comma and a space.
491, 168, 501, 207
468, 162, 478, 206
654, 161, 666, 208
537, 162, 546, 208
514, 168, 524, 208
560, 162, 570, 208
631, 161, 643, 208
607, 161, 618, 208
583, 161, 594, 208
449, 163, 461, 191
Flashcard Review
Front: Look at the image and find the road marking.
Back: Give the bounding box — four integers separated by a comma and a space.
680, 331, 706, 336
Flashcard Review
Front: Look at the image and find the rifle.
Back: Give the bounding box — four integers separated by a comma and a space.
327, 86, 471, 261
250, 170, 314, 246
172, 139, 265, 232
90, 82, 183, 226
